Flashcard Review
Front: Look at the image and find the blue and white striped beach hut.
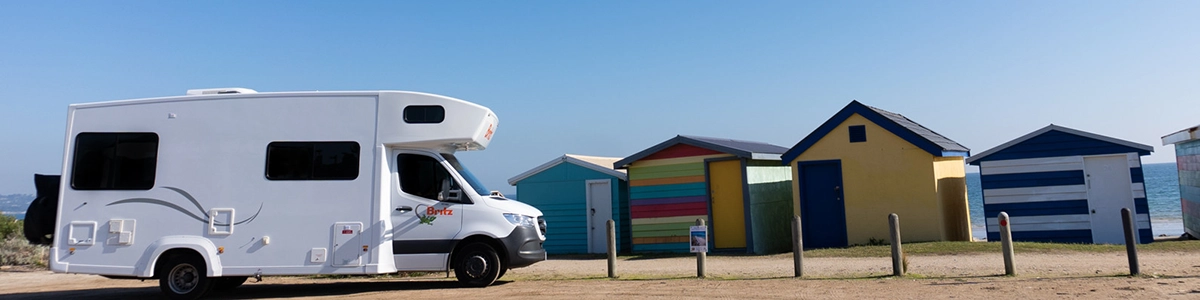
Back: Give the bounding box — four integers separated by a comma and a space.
966, 125, 1153, 244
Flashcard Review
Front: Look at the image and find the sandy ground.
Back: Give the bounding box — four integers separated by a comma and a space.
3, 251, 1200, 299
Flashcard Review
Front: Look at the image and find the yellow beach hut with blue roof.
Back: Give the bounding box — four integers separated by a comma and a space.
781, 101, 972, 248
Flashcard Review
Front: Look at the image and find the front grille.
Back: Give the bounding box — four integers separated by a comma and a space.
537, 216, 547, 235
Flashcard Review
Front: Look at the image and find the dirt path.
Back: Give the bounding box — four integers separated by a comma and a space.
3, 252, 1200, 299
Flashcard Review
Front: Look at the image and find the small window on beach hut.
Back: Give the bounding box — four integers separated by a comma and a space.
849, 125, 866, 143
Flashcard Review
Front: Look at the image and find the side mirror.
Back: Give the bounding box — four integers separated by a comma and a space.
439, 178, 461, 202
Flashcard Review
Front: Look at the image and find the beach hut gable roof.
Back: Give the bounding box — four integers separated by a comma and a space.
965, 124, 1153, 165
781, 101, 969, 163
508, 154, 627, 185
614, 135, 788, 169
1162, 124, 1200, 145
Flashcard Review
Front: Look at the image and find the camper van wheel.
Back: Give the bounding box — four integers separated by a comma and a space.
158, 254, 213, 299
453, 243, 501, 287
212, 276, 248, 291
497, 266, 507, 279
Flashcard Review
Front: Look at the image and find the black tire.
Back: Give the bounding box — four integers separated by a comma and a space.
212, 276, 248, 291
497, 267, 507, 280
453, 243, 501, 287
158, 254, 213, 299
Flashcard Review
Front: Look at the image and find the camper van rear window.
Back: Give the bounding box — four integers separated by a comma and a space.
266, 142, 360, 180
403, 105, 445, 124
70, 132, 159, 190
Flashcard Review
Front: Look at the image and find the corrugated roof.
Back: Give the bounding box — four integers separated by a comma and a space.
865, 105, 969, 153
680, 135, 790, 155
614, 135, 788, 168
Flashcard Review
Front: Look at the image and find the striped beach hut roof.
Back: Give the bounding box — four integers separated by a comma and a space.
966, 124, 1153, 165
614, 135, 788, 169
781, 100, 969, 163
508, 154, 627, 185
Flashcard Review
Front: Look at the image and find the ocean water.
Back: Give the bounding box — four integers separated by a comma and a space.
968, 162, 1183, 239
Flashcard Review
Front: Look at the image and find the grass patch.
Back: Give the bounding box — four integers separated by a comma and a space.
621, 253, 695, 260
551, 239, 1200, 262
801, 240, 1200, 258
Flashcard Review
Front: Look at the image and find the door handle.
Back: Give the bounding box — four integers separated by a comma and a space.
396, 206, 413, 213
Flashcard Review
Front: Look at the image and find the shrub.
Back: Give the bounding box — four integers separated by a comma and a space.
0, 212, 20, 239
0, 212, 48, 267
1, 235, 48, 267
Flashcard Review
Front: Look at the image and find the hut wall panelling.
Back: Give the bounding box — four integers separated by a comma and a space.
746, 162, 794, 254
934, 156, 972, 241
979, 154, 1152, 243
515, 162, 629, 254
629, 145, 732, 252
1176, 140, 1200, 237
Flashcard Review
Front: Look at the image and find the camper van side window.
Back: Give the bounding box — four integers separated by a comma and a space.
70, 132, 159, 190
397, 154, 462, 202
265, 142, 360, 180
403, 105, 445, 124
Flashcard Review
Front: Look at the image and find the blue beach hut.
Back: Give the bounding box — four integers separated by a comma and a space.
966, 125, 1153, 244
508, 154, 630, 254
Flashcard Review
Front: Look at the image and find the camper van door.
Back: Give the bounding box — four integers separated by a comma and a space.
390, 150, 466, 269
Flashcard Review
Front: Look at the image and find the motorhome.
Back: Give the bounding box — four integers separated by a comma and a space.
29, 88, 546, 299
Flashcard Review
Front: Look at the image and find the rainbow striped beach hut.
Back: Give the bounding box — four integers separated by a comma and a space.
614, 135, 793, 254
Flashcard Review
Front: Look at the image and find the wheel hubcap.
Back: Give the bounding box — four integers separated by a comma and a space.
169, 264, 199, 294
465, 255, 488, 277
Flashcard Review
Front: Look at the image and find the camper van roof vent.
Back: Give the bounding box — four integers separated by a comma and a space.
186, 88, 258, 95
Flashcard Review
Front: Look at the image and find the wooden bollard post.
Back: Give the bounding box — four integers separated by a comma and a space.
999, 212, 1015, 276
1121, 208, 1140, 275
696, 218, 706, 278
792, 216, 803, 277
888, 213, 904, 276
607, 219, 617, 278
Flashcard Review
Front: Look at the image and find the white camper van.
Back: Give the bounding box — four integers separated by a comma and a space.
39, 88, 546, 299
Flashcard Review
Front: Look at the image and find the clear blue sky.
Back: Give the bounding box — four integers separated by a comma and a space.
2, 1, 1198, 195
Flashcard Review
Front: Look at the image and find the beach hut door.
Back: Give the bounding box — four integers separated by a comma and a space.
586, 179, 614, 254
1083, 155, 1137, 244
708, 160, 748, 249
798, 160, 848, 248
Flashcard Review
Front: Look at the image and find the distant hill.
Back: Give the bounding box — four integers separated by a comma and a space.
1, 194, 34, 219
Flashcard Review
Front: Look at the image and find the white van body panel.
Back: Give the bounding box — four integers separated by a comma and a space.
49, 90, 542, 279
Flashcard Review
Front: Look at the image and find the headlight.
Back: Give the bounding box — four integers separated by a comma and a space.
503, 213, 536, 227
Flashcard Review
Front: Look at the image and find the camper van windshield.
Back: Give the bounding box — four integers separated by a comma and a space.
441, 154, 489, 196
